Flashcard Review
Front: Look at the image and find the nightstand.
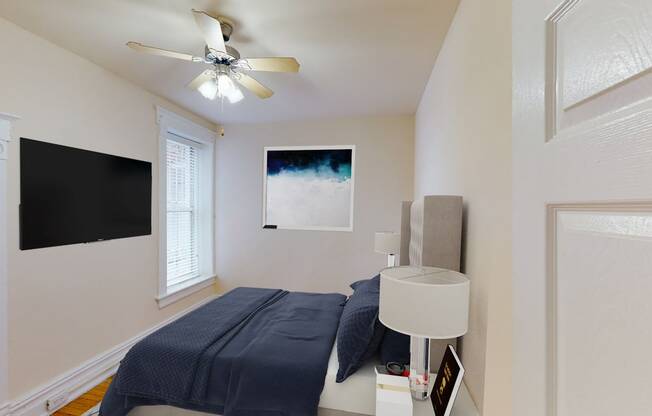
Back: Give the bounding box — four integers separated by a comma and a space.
412, 375, 479, 416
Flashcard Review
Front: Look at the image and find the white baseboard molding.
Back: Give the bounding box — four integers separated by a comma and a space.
7, 295, 218, 416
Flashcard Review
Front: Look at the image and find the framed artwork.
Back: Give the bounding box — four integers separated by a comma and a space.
262, 145, 355, 231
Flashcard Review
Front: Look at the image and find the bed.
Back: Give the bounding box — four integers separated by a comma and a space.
125, 346, 378, 416
100, 196, 462, 416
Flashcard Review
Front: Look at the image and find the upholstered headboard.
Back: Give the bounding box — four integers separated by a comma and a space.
399, 195, 463, 271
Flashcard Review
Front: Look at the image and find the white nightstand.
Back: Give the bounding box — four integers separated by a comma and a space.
412, 374, 478, 416
375, 370, 478, 416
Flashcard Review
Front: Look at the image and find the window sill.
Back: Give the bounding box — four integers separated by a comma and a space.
157, 275, 216, 309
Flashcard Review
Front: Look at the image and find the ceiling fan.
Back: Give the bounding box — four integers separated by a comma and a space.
126, 9, 300, 103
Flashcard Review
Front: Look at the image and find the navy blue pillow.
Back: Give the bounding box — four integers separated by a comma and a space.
349, 275, 374, 290
336, 275, 385, 382
379, 329, 411, 365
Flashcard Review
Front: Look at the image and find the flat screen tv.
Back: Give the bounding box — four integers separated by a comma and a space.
20, 138, 152, 250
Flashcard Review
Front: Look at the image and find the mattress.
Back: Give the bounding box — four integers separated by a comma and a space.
319, 343, 376, 415
128, 343, 376, 416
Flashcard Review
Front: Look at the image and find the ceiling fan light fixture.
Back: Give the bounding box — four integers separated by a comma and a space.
198, 78, 219, 100
216, 72, 243, 103
226, 84, 244, 104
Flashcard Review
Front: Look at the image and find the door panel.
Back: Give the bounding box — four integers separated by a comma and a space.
547, 0, 652, 138
514, 0, 652, 415
550, 206, 652, 415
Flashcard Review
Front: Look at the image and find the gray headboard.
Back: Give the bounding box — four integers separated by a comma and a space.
399, 196, 463, 271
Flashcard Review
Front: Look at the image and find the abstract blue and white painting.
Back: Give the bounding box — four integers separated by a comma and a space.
263, 146, 355, 230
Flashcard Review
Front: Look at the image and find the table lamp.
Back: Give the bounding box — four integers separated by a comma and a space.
375, 232, 401, 267
379, 266, 470, 400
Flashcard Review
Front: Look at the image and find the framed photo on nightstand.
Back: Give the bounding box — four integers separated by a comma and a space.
431, 345, 465, 416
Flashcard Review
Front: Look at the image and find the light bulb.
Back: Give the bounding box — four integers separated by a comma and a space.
198, 78, 218, 100
197, 71, 244, 103
216, 73, 244, 104
226, 85, 244, 103
216, 73, 235, 96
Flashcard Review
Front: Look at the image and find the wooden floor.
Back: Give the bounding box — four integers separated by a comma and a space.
53, 377, 112, 416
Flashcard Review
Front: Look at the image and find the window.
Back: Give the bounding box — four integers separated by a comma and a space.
157, 107, 216, 307
166, 137, 200, 286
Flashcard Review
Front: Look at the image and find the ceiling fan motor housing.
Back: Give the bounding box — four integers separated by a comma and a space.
205, 45, 240, 62
217, 16, 234, 42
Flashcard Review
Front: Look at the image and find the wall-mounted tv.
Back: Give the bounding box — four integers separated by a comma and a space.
20, 138, 152, 250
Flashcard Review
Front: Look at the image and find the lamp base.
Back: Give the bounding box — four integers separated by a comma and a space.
409, 336, 430, 400
387, 254, 396, 267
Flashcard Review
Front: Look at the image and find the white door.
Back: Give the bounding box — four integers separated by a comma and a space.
513, 1, 652, 415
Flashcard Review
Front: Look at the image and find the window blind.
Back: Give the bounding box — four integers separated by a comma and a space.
166, 138, 200, 286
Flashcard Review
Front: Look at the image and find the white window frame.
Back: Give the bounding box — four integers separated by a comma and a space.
156, 106, 216, 308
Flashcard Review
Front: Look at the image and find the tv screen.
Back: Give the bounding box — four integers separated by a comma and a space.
20, 138, 152, 250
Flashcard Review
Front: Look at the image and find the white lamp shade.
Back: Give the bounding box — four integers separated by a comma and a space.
379, 266, 470, 339
374, 232, 401, 255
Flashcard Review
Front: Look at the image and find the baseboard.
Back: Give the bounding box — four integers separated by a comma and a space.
7, 295, 218, 416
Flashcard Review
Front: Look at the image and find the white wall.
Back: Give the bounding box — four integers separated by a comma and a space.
216, 116, 414, 293
0, 17, 217, 400
413, 0, 512, 414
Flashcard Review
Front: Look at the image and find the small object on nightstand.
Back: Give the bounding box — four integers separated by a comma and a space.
386, 362, 409, 377
375, 231, 401, 267
376, 365, 413, 416
411, 349, 477, 416
431, 345, 465, 416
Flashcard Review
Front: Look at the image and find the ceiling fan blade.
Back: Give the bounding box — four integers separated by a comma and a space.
126, 41, 204, 62
233, 57, 300, 72
187, 69, 215, 90
233, 73, 274, 99
192, 9, 226, 54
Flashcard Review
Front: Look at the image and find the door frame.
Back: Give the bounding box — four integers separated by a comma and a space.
0, 113, 19, 412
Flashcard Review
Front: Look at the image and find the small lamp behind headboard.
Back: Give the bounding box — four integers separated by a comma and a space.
374, 232, 401, 267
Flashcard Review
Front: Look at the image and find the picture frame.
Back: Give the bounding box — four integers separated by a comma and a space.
262, 145, 356, 232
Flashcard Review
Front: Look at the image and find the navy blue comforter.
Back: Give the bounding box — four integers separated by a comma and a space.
100, 287, 346, 416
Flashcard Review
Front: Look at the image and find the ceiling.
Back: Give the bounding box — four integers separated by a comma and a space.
0, 0, 459, 124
